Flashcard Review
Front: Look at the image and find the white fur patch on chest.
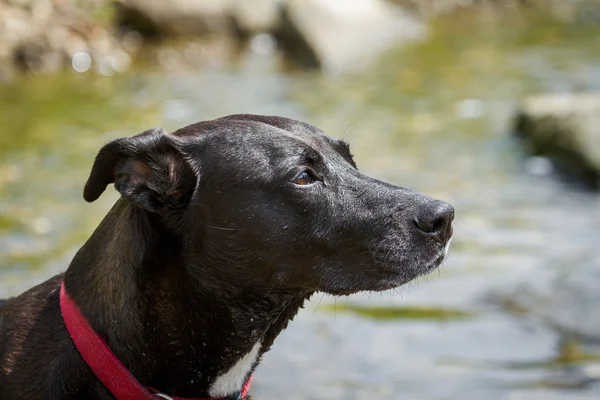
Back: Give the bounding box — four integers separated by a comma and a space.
208, 342, 261, 397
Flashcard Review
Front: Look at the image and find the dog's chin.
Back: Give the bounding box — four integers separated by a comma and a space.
323, 250, 449, 296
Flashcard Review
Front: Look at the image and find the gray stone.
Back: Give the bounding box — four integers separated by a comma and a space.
117, 0, 284, 37
0, 0, 123, 75
277, 0, 426, 74
231, 0, 282, 34
117, 0, 426, 74
117, 0, 236, 36
514, 93, 600, 190
388, 0, 600, 22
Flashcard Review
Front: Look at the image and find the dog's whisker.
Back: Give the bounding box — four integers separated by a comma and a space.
310, 293, 326, 319
260, 280, 278, 303
334, 298, 337, 321
205, 224, 237, 231
341, 126, 354, 140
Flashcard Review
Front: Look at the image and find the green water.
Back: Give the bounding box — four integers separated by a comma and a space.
2, 10, 600, 399
321, 304, 475, 321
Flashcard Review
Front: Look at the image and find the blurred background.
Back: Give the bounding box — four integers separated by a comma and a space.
1, 0, 600, 399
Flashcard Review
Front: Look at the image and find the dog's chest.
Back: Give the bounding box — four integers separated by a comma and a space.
208, 341, 261, 397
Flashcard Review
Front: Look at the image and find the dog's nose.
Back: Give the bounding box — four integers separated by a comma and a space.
413, 200, 454, 238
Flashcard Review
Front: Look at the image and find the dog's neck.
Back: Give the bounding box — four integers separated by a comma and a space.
64, 199, 311, 397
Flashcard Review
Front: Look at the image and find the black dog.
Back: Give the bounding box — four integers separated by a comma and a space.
0, 114, 453, 399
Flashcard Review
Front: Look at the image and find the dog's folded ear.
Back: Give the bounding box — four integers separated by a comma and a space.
83, 128, 196, 213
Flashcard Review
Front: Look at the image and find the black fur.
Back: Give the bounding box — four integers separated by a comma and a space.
0, 114, 454, 399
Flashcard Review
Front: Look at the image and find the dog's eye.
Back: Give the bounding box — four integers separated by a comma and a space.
292, 171, 315, 185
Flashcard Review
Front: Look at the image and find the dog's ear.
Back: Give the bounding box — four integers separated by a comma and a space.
83, 128, 196, 213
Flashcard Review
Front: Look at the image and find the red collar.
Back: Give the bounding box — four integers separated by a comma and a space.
59, 281, 252, 400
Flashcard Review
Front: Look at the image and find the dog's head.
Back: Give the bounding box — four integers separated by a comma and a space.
84, 114, 453, 295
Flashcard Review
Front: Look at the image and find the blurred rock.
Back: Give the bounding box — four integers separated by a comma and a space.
117, 0, 235, 37
117, 0, 285, 38
513, 93, 600, 190
231, 0, 282, 35
528, 0, 600, 23
388, 0, 503, 17
0, 0, 124, 76
277, 0, 425, 73
388, 0, 600, 22
116, 0, 425, 74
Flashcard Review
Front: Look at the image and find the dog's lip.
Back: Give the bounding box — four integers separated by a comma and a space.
381, 248, 448, 285
324, 239, 453, 295
325, 288, 362, 296
426, 253, 445, 271
424, 243, 449, 271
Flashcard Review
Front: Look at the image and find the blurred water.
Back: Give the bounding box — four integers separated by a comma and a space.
2, 10, 600, 400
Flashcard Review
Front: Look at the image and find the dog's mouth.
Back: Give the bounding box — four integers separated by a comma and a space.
326, 288, 362, 296
323, 237, 452, 296
420, 237, 452, 275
